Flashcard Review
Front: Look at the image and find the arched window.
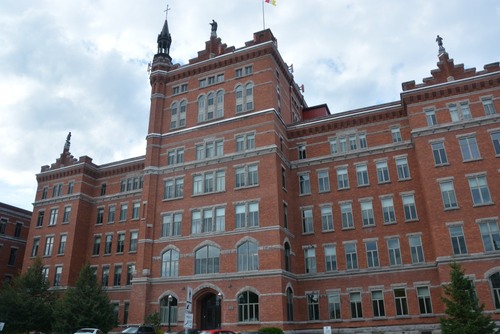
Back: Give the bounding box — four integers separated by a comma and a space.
237, 240, 258, 272
238, 291, 259, 322
490, 272, 500, 309
198, 90, 224, 122
160, 295, 178, 324
195, 245, 220, 274
170, 102, 178, 129
161, 249, 179, 277
284, 242, 291, 272
286, 287, 294, 321
179, 100, 186, 127
235, 83, 254, 113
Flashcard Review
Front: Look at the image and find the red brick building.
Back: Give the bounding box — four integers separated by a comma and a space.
23, 15, 500, 334
1, 202, 31, 284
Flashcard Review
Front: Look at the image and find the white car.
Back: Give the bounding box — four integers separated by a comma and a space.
75, 328, 104, 334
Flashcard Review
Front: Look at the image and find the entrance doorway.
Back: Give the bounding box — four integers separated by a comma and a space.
199, 293, 220, 329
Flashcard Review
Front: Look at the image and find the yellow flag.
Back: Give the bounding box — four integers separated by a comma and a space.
265, 0, 277, 6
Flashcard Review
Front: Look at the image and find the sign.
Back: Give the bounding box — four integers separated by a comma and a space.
323, 326, 331, 334
184, 312, 193, 329
186, 287, 193, 312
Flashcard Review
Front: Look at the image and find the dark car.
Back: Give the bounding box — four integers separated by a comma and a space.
177, 329, 200, 334
121, 326, 155, 334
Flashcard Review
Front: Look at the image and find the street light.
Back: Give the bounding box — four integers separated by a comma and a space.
216, 292, 223, 329
167, 294, 173, 333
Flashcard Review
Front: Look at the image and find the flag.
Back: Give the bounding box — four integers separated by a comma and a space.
265, 0, 277, 6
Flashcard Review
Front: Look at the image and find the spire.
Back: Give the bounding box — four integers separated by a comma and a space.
157, 5, 172, 55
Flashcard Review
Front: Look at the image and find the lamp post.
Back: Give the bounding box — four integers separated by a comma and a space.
216, 292, 223, 329
167, 294, 173, 333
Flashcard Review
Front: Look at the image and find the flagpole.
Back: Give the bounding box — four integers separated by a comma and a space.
262, 0, 266, 30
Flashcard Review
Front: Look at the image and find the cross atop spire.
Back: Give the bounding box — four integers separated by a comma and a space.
164, 4, 170, 19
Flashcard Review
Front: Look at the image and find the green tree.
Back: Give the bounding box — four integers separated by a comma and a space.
440, 262, 497, 334
0, 257, 54, 334
53, 263, 116, 334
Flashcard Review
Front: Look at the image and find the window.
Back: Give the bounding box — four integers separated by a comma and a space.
301, 208, 313, 234
31, 238, 40, 257
449, 102, 472, 122
54, 266, 62, 287
62, 206, 71, 223
129, 231, 138, 252
107, 205, 115, 223
325, 245, 337, 272
304, 248, 316, 273
235, 133, 255, 152
478, 220, 500, 252
402, 193, 418, 221
425, 108, 438, 126
365, 240, 380, 268
235, 65, 253, 78
167, 148, 184, 165
431, 142, 448, 166
119, 203, 128, 221
298, 144, 307, 160
409, 235, 424, 264
193, 207, 225, 234
52, 183, 63, 197
284, 242, 291, 272
449, 225, 467, 255
92, 235, 101, 256
417, 286, 432, 314
440, 180, 458, 209
104, 235, 113, 255
235, 164, 259, 188
195, 245, 220, 274
126, 264, 135, 285
376, 160, 390, 183
116, 233, 125, 253
459, 135, 481, 161
161, 249, 179, 277
391, 127, 402, 143
395, 156, 410, 180
235, 202, 258, 229
381, 196, 396, 224
491, 132, 500, 155
132, 202, 140, 219
164, 177, 184, 200
337, 167, 349, 189
113, 265, 122, 286
345, 243, 358, 270
321, 206, 334, 231
193, 170, 225, 195
160, 296, 178, 325
350, 292, 363, 319
281, 166, 286, 189
356, 164, 369, 187
387, 238, 402, 266
102, 266, 109, 286
44, 236, 54, 256
197, 90, 224, 122
394, 288, 408, 316
36, 210, 45, 227
41, 187, 48, 199
162, 212, 182, 237
1, 220, 6, 234
235, 83, 253, 112
67, 181, 74, 194
489, 272, 500, 309
360, 200, 375, 227
172, 83, 188, 95
340, 202, 354, 229
283, 203, 288, 229
371, 290, 385, 317
120, 176, 143, 192
331, 133, 367, 154
58, 234, 67, 255
100, 183, 106, 196
468, 175, 492, 205
359, 133, 367, 149
307, 292, 320, 320
238, 291, 259, 322
330, 138, 337, 154
328, 292, 341, 320
8, 248, 18, 266
482, 97, 496, 115
317, 170, 330, 192
14, 222, 22, 237
299, 173, 311, 195
195, 140, 224, 160
237, 241, 258, 272
49, 208, 58, 226
170, 100, 186, 129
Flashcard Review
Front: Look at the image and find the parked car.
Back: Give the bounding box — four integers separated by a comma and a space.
74, 328, 104, 334
121, 326, 156, 334
176, 329, 200, 334
199, 330, 235, 334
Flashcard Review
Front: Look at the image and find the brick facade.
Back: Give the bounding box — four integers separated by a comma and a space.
22, 16, 500, 334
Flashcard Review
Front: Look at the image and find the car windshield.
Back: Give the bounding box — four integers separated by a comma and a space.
77, 330, 96, 333
122, 327, 139, 334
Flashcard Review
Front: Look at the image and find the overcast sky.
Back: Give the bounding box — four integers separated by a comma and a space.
1, 0, 499, 211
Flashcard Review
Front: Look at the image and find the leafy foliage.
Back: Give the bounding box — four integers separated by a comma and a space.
440, 262, 497, 334
0, 257, 54, 334
144, 312, 162, 334
259, 327, 284, 334
52, 263, 116, 334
